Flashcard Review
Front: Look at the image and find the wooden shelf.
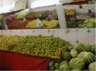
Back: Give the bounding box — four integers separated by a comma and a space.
63, 1, 89, 5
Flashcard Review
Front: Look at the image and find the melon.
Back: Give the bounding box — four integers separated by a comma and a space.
69, 58, 85, 69
54, 69, 59, 71
90, 45, 96, 55
70, 49, 78, 57
54, 62, 60, 69
48, 61, 55, 70
74, 43, 91, 53
89, 61, 96, 71
59, 61, 70, 71
61, 51, 71, 61
78, 52, 95, 63
71, 69, 82, 71
83, 18, 96, 28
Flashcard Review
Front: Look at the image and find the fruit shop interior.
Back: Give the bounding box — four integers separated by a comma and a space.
0, 0, 96, 71
0, 0, 96, 29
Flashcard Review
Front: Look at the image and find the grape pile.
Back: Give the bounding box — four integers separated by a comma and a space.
0, 35, 71, 59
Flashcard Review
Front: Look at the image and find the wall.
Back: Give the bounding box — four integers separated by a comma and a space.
0, 29, 95, 45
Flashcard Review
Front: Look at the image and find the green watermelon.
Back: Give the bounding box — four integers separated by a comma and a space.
71, 69, 82, 71
48, 61, 55, 70
59, 61, 70, 71
49, 61, 60, 70
75, 43, 86, 52
83, 18, 96, 28
74, 43, 91, 53
90, 44, 96, 55
61, 51, 71, 61
89, 61, 96, 71
78, 52, 95, 63
69, 58, 85, 69
54, 69, 59, 71
70, 49, 78, 58
54, 62, 60, 69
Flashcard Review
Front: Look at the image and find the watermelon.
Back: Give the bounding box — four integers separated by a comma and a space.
61, 51, 71, 61
71, 69, 82, 71
69, 58, 85, 69
49, 61, 60, 70
70, 49, 78, 58
75, 43, 96, 55
54, 69, 59, 71
59, 61, 70, 71
89, 61, 96, 71
83, 18, 96, 28
48, 61, 55, 70
78, 52, 95, 63
74, 43, 91, 53
90, 44, 96, 55
54, 62, 60, 69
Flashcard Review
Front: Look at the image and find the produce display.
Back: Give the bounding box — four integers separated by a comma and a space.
66, 19, 83, 28
0, 7, 95, 29
16, 9, 29, 20
43, 19, 59, 29
25, 11, 59, 29
66, 17, 96, 28
25, 19, 39, 29
5, 10, 59, 29
83, 17, 96, 28
0, 15, 4, 29
48, 43, 96, 71
0, 15, 4, 21
0, 35, 71, 59
6, 15, 27, 29
64, 8, 76, 16
1, 35, 95, 71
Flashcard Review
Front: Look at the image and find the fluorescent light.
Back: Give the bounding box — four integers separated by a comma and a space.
31, 0, 60, 8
